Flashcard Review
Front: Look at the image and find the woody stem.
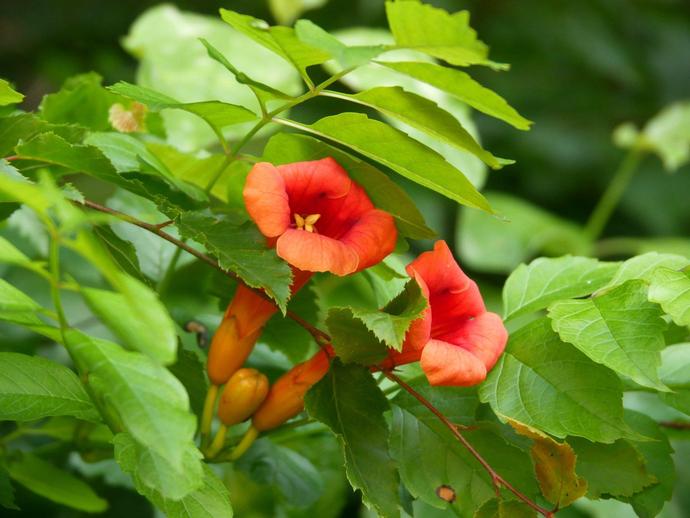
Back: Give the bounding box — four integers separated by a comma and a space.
383, 371, 554, 518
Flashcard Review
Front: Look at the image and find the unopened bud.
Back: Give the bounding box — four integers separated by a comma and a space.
217, 368, 269, 426
252, 349, 330, 431
108, 102, 147, 133
207, 317, 261, 385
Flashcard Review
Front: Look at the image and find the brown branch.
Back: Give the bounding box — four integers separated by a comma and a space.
79, 198, 553, 516
659, 421, 690, 430
384, 371, 555, 518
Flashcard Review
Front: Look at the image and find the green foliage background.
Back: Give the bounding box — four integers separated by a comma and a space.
1, 1, 690, 517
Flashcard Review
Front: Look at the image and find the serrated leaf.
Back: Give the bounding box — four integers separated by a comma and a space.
548, 280, 668, 391
329, 86, 507, 170
39, 72, 122, 131
108, 81, 258, 143
458, 192, 590, 274
236, 439, 324, 507
116, 433, 232, 517
305, 362, 399, 518
622, 411, 676, 518
93, 225, 145, 282
648, 266, 690, 327
0, 79, 24, 106
503, 256, 620, 321
507, 419, 587, 508
176, 212, 292, 311
295, 20, 386, 68
8, 454, 107, 513
114, 433, 203, 500
282, 112, 491, 212
0, 352, 100, 422
382, 61, 531, 130
569, 437, 654, 499
63, 329, 197, 473
349, 278, 427, 351
605, 252, 689, 288
385, 1, 489, 67
479, 318, 632, 443
262, 132, 434, 239
326, 308, 389, 365
220, 9, 329, 80
0, 113, 85, 156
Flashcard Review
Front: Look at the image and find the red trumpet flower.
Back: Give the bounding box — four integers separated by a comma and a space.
244, 157, 397, 276
383, 241, 507, 386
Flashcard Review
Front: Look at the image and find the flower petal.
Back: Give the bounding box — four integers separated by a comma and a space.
407, 240, 486, 338
278, 157, 352, 216
420, 339, 487, 387
442, 312, 507, 371
341, 209, 397, 272
244, 162, 291, 238
276, 229, 359, 276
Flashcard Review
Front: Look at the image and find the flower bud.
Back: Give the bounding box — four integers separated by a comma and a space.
207, 316, 261, 385
217, 368, 269, 426
252, 349, 330, 432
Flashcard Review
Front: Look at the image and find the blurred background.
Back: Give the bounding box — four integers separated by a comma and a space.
2, 0, 690, 517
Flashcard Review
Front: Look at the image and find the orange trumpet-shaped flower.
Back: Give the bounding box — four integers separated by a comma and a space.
244, 157, 398, 276
382, 241, 507, 387
217, 368, 269, 426
252, 349, 331, 432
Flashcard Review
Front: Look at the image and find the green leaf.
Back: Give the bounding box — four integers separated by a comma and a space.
39, 72, 122, 131
548, 280, 668, 391
116, 433, 232, 518
381, 61, 531, 130
507, 420, 587, 508
327, 86, 508, 169
236, 439, 324, 507
614, 101, 690, 171
605, 251, 689, 288
385, 0, 489, 67
93, 225, 145, 282
0, 113, 85, 156
0, 352, 99, 422
458, 192, 590, 274
326, 308, 389, 365
108, 81, 258, 145
63, 330, 198, 474
569, 437, 654, 499
71, 233, 179, 366
659, 343, 690, 388
220, 9, 329, 80
0, 464, 18, 510
0, 79, 24, 106
168, 347, 209, 419
114, 433, 203, 500
348, 279, 427, 351
474, 499, 536, 518
479, 318, 632, 443
81, 286, 176, 365
262, 132, 434, 239
8, 454, 107, 513
648, 266, 690, 327
622, 411, 676, 518
282, 112, 491, 212
305, 361, 400, 518
176, 212, 292, 312
0, 278, 43, 314
294, 20, 386, 68
502, 256, 620, 321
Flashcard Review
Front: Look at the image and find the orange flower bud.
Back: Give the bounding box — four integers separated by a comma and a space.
206, 316, 261, 386
217, 368, 269, 426
252, 349, 330, 432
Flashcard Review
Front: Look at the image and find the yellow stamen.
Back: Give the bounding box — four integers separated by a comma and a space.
294, 213, 321, 233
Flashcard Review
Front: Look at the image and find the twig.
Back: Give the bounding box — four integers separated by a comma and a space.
659, 421, 690, 430
384, 371, 555, 518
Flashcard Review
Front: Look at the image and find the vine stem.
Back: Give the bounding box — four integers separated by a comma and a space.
584, 149, 642, 241
383, 371, 555, 518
